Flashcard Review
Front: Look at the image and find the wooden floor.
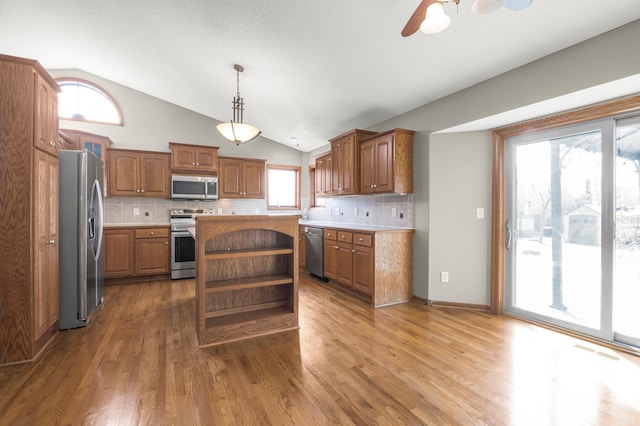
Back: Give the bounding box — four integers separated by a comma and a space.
1, 274, 640, 425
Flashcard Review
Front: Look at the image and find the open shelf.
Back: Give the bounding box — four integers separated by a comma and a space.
195, 215, 300, 347
204, 247, 293, 260
205, 274, 293, 293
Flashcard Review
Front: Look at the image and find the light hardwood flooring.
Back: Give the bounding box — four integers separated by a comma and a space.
1, 274, 639, 425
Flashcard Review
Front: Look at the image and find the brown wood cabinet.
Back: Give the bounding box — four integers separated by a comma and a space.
134, 228, 170, 275
299, 226, 306, 271
104, 228, 135, 278
33, 150, 60, 340
360, 128, 414, 194
322, 226, 413, 307
108, 149, 170, 198
218, 157, 265, 199
34, 73, 59, 156
195, 215, 300, 347
104, 226, 170, 281
0, 54, 60, 365
330, 129, 376, 196
169, 142, 219, 174
314, 152, 332, 198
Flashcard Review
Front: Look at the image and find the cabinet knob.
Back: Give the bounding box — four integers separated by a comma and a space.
137, 189, 141, 193
140, 189, 145, 193
165, 242, 168, 245
341, 235, 345, 239
359, 238, 363, 241
49, 239, 55, 244
150, 232, 154, 235
352, 249, 356, 253
192, 162, 196, 165
196, 162, 200, 165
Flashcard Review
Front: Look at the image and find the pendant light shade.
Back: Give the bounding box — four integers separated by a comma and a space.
420, 2, 451, 35
503, 0, 532, 11
217, 64, 261, 146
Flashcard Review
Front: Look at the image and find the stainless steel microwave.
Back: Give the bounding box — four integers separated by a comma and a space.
171, 175, 218, 200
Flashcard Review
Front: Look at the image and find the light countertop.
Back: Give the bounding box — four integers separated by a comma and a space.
299, 220, 414, 232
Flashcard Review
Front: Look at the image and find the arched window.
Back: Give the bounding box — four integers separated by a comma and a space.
55, 78, 123, 125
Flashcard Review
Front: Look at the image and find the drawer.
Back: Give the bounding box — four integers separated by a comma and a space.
337, 231, 353, 243
135, 227, 169, 239
354, 233, 373, 247
324, 229, 337, 240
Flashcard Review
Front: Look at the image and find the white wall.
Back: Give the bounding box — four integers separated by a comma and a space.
428, 132, 492, 305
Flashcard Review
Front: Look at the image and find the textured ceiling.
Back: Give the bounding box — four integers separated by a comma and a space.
1, 0, 640, 151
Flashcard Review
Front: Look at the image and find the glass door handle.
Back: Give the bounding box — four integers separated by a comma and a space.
506, 219, 512, 250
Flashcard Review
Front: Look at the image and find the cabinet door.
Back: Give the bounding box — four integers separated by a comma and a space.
135, 237, 170, 275
324, 240, 338, 280
243, 160, 265, 198
33, 151, 58, 339
374, 135, 394, 193
34, 74, 58, 155
109, 151, 140, 196
299, 227, 306, 270
353, 245, 373, 295
331, 135, 357, 196
140, 153, 169, 197
47, 157, 59, 324
315, 156, 326, 197
171, 146, 197, 170
360, 139, 375, 194
104, 229, 135, 278
195, 148, 218, 172
219, 158, 243, 198
335, 241, 353, 286
324, 156, 333, 197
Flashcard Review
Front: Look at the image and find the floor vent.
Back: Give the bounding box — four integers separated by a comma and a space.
595, 351, 620, 361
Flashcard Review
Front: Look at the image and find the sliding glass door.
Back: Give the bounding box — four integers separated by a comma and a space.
505, 120, 614, 339
613, 116, 640, 348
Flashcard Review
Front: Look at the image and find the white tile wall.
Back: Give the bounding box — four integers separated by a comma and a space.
306, 194, 414, 228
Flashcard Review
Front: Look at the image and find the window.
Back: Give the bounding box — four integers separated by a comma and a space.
56, 78, 123, 125
267, 165, 300, 210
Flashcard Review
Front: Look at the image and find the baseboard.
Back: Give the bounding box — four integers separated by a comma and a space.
428, 300, 491, 312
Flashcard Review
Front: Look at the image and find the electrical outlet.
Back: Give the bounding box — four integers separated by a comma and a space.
133, 208, 139, 216
217, 208, 223, 215
440, 272, 449, 283
354, 207, 358, 216
144, 211, 150, 217
392, 207, 397, 217
255, 207, 260, 214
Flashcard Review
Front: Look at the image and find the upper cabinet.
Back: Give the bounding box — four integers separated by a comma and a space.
34, 73, 59, 156
108, 149, 170, 198
314, 152, 332, 198
360, 128, 414, 195
329, 129, 376, 196
169, 142, 219, 174
218, 157, 265, 199
59, 129, 113, 163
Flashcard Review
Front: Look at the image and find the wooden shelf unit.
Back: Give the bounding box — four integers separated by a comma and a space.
195, 215, 301, 347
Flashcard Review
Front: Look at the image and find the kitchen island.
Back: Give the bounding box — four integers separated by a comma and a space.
194, 214, 301, 347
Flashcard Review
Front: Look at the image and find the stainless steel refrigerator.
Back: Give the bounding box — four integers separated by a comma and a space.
58, 150, 105, 330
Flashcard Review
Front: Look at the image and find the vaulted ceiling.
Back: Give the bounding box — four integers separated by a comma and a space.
2, 1, 640, 151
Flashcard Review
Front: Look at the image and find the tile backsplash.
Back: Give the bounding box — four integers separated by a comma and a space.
104, 197, 300, 224
306, 194, 414, 228
105, 194, 413, 228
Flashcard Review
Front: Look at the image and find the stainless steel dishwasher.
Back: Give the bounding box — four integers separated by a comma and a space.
305, 227, 327, 281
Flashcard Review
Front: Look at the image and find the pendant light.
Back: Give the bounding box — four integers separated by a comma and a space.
216, 64, 261, 146
420, 2, 451, 35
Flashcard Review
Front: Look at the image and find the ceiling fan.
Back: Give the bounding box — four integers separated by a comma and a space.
401, 0, 533, 36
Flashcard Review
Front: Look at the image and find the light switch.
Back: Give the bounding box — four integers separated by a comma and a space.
476, 208, 485, 219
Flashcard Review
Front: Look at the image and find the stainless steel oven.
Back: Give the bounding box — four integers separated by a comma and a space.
170, 209, 213, 279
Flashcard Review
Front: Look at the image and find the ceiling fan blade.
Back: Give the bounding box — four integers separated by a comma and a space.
401, 0, 439, 37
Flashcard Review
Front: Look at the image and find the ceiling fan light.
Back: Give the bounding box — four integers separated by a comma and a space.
503, 0, 532, 11
471, 0, 504, 14
217, 122, 261, 145
420, 2, 451, 35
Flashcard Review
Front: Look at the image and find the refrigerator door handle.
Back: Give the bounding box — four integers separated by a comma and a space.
93, 179, 105, 261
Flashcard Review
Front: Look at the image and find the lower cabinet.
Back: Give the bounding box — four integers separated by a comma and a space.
104, 226, 170, 281
323, 227, 413, 307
